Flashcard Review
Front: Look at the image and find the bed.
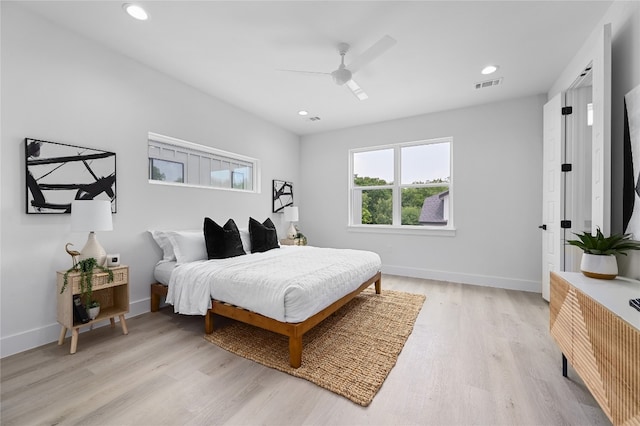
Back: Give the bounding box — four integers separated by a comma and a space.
149, 230, 382, 368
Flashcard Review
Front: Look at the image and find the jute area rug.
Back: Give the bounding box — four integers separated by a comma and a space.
203, 288, 426, 406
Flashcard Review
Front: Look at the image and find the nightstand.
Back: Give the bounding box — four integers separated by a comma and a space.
56, 265, 129, 354
280, 238, 307, 246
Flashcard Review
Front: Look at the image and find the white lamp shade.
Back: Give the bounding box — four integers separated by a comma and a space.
71, 200, 113, 232
283, 206, 299, 222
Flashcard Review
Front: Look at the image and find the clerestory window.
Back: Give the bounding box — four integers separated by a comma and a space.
148, 132, 259, 192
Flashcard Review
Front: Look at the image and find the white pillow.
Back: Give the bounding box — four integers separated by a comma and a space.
239, 228, 252, 253
166, 230, 207, 264
149, 230, 176, 261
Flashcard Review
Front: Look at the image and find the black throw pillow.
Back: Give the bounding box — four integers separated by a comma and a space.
249, 217, 279, 253
204, 218, 246, 259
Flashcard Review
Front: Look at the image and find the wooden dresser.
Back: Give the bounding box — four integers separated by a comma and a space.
550, 271, 640, 426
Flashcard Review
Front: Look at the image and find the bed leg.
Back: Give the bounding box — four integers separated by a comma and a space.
150, 284, 164, 312
205, 310, 214, 334
375, 275, 382, 294
289, 335, 302, 369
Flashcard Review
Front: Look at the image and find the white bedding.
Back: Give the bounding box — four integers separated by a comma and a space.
154, 260, 176, 285
165, 246, 381, 322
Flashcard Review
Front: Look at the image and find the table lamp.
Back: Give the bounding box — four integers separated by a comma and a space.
283, 206, 299, 239
71, 199, 113, 266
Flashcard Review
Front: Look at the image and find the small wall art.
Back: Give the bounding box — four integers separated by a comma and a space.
622, 86, 640, 240
25, 138, 116, 214
623, 84, 640, 238
272, 179, 293, 213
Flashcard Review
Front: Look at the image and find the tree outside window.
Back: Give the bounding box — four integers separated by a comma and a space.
350, 138, 452, 228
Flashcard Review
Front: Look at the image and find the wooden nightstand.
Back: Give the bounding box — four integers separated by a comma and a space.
56, 265, 129, 354
280, 238, 307, 246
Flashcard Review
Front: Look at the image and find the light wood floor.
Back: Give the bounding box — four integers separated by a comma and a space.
1, 275, 610, 426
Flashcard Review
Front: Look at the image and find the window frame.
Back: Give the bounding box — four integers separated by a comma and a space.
348, 137, 455, 235
148, 132, 260, 193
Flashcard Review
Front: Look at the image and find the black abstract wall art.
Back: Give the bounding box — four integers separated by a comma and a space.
623, 85, 640, 238
25, 138, 116, 214
272, 179, 293, 213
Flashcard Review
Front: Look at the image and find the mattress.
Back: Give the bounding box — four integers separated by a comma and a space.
154, 260, 176, 286
165, 246, 381, 323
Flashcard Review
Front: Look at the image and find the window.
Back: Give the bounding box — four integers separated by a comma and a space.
148, 132, 260, 192
150, 158, 184, 183
349, 137, 452, 229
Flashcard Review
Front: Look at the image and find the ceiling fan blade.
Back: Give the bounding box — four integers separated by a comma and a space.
277, 69, 331, 76
346, 79, 368, 101
347, 35, 397, 74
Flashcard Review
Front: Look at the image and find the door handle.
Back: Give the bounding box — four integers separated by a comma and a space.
538, 224, 547, 230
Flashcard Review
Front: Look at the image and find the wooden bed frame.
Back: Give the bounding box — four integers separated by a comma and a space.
150, 271, 381, 368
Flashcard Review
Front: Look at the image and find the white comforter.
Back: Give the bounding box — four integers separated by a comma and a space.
166, 246, 381, 322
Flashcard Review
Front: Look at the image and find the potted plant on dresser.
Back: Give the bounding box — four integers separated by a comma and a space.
567, 228, 640, 279
61, 257, 113, 320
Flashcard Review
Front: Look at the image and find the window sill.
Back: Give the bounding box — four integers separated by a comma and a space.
347, 225, 456, 237
148, 179, 258, 194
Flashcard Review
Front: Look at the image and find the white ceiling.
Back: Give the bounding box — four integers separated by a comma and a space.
18, 1, 612, 136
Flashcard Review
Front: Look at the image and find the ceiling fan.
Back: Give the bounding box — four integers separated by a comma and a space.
281, 35, 397, 101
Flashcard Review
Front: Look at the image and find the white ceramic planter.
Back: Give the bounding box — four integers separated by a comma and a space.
580, 253, 618, 280
88, 305, 100, 320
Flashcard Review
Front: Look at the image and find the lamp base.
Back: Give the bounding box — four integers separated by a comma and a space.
287, 223, 298, 239
79, 232, 107, 266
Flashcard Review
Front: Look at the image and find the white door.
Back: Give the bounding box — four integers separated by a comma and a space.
541, 24, 612, 301
591, 23, 612, 234
542, 93, 564, 301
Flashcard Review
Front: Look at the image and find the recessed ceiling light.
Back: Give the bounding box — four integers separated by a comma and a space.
123, 3, 148, 21
298, 110, 309, 116
481, 65, 499, 75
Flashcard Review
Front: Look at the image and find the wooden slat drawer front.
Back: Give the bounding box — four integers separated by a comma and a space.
69, 267, 128, 294
550, 272, 640, 426
550, 273, 573, 362
573, 289, 640, 426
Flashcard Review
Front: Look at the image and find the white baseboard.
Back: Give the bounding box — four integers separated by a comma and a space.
1, 297, 151, 359
2, 270, 540, 358
381, 264, 541, 293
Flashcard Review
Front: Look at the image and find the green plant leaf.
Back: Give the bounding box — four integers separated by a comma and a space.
61, 257, 114, 307
566, 228, 640, 256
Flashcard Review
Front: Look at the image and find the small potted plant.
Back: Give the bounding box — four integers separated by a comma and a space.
567, 228, 640, 279
61, 257, 113, 319
294, 231, 307, 246
87, 300, 101, 320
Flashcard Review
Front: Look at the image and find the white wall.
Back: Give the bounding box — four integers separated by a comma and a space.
0, 3, 300, 357
549, 0, 640, 279
300, 95, 546, 292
